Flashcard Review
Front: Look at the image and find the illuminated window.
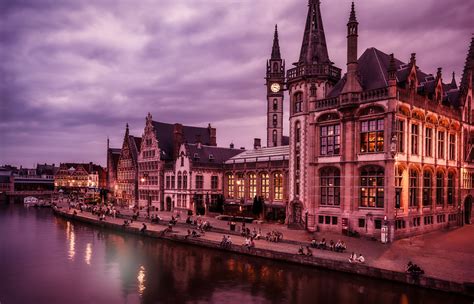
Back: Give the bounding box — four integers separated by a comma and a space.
249, 173, 257, 198
360, 166, 384, 208
227, 174, 234, 198
273, 173, 283, 200
260, 173, 269, 199
360, 119, 384, 153
320, 124, 340, 155
236, 173, 245, 199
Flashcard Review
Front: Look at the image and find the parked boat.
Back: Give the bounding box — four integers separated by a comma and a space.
24, 196, 39, 207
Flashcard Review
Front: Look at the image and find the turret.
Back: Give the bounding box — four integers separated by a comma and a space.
341, 2, 362, 96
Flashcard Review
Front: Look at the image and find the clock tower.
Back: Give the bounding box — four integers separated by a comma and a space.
266, 25, 285, 147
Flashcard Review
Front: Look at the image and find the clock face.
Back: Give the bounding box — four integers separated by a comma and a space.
270, 83, 281, 93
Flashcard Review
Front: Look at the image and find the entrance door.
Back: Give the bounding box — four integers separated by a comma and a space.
166, 197, 172, 212
465, 196, 472, 224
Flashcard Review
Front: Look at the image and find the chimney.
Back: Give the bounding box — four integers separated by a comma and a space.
196, 134, 202, 149
208, 123, 217, 146
240, 147, 245, 150
254, 138, 261, 150
230, 142, 234, 149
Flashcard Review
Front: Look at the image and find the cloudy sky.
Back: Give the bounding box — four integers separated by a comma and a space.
1, 0, 472, 167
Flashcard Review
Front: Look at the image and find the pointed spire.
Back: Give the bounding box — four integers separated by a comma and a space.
271, 24, 281, 59
349, 1, 357, 22
107, 137, 110, 150
298, 0, 330, 65
450, 71, 457, 89
125, 123, 129, 136
460, 35, 474, 95
388, 53, 397, 80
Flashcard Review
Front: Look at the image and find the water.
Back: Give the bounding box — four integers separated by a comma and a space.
0, 203, 470, 304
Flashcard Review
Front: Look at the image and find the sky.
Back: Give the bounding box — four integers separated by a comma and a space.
1, 0, 473, 168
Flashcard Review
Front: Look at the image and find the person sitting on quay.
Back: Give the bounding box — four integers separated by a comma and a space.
123, 220, 130, 228
306, 246, 313, 257
140, 223, 147, 234
311, 239, 317, 248
191, 230, 200, 238
318, 238, 327, 249
406, 261, 424, 275
348, 252, 357, 263
335, 240, 346, 252
329, 240, 335, 251
298, 246, 305, 255
356, 254, 365, 263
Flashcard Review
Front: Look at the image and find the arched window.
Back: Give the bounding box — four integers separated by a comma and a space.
260, 173, 269, 199
320, 124, 340, 155
447, 172, 455, 205
249, 173, 257, 198
360, 119, 384, 153
294, 92, 303, 113
272, 130, 277, 145
181, 156, 184, 166
423, 170, 432, 206
273, 173, 283, 200
272, 114, 278, 127
409, 169, 418, 207
320, 167, 340, 206
177, 172, 182, 189
227, 174, 234, 198
436, 172, 444, 205
360, 166, 384, 208
273, 99, 278, 111
183, 172, 188, 189
236, 173, 245, 199
310, 84, 316, 97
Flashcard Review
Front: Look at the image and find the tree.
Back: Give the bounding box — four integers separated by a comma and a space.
252, 196, 263, 217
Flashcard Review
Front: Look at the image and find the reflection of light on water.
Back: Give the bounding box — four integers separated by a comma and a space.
66, 222, 75, 260
85, 243, 92, 265
137, 265, 146, 295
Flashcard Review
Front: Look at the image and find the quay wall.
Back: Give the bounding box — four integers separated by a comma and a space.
53, 208, 473, 297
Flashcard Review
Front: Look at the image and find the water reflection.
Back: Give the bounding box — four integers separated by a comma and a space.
85, 243, 92, 265
137, 265, 146, 295
66, 221, 75, 260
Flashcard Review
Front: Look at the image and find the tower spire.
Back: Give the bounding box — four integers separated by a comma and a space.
298, 0, 330, 65
271, 24, 281, 59
341, 1, 362, 94
460, 35, 474, 96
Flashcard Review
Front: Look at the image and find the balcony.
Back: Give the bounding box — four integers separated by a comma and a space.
287, 64, 341, 82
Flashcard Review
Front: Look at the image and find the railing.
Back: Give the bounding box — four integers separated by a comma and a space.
360, 88, 389, 102
398, 88, 461, 119
287, 64, 341, 81
314, 97, 339, 110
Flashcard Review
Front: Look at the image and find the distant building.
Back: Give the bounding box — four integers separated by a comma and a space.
106, 139, 121, 195
55, 162, 105, 193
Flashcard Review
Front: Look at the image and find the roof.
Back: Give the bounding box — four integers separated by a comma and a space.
108, 148, 121, 155
127, 135, 141, 164
225, 145, 289, 164
151, 121, 212, 160
186, 144, 243, 165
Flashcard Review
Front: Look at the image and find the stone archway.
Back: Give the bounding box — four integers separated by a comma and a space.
464, 196, 472, 224
166, 197, 172, 212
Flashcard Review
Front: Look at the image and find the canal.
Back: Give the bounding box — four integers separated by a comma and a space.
0, 203, 470, 304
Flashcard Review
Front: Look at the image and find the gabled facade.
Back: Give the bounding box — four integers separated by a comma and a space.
55, 162, 104, 192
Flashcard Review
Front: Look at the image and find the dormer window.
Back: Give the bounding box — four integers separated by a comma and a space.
193, 153, 200, 160
209, 154, 214, 161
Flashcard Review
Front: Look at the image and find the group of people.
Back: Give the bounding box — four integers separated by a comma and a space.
310, 238, 346, 252
298, 246, 313, 257
185, 229, 202, 239
265, 230, 283, 242
242, 237, 256, 249
406, 261, 424, 275
348, 252, 365, 263
219, 235, 233, 249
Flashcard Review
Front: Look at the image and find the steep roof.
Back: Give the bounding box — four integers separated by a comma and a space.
186, 144, 242, 166
225, 145, 289, 164
151, 121, 212, 160
128, 135, 141, 164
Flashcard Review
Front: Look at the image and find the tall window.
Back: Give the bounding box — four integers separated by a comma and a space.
396, 120, 405, 153
183, 172, 188, 189
411, 124, 419, 155
177, 172, 182, 189
249, 173, 257, 198
436, 172, 444, 205
409, 169, 418, 207
227, 174, 234, 198
423, 171, 432, 206
294, 92, 303, 113
360, 166, 384, 208
425, 128, 433, 157
272, 114, 278, 127
195, 175, 203, 189
320, 124, 341, 155
360, 119, 384, 153
449, 134, 456, 160
272, 130, 277, 145
171, 175, 175, 189
237, 173, 244, 199
166, 176, 170, 189
320, 168, 340, 206
310, 85, 317, 96
395, 166, 403, 209
438, 131, 445, 159
211, 176, 218, 190
295, 122, 301, 143
273, 173, 283, 200
447, 172, 454, 205
261, 173, 269, 199
273, 99, 278, 110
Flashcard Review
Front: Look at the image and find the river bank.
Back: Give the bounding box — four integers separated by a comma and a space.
53, 207, 473, 298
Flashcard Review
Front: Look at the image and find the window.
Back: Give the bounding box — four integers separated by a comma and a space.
183, 172, 188, 189
196, 175, 203, 189
411, 124, 419, 155
374, 219, 382, 229
295, 122, 301, 143
273, 99, 278, 111
358, 218, 365, 228
423, 171, 432, 206
320, 167, 340, 206
409, 169, 418, 207
273, 114, 278, 127
237, 173, 244, 198
310, 85, 317, 97
449, 134, 456, 160
360, 166, 384, 208
261, 173, 269, 199
171, 175, 175, 189
438, 131, 445, 159
181, 156, 184, 166
166, 176, 170, 189
436, 172, 444, 205
396, 120, 405, 153
395, 220, 405, 230
413, 217, 421, 227
294, 92, 303, 113
249, 173, 257, 198
360, 119, 384, 153
320, 124, 341, 155
273, 173, 283, 200
272, 130, 277, 145
447, 172, 454, 205
325, 216, 331, 224
177, 172, 182, 189
425, 128, 433, 157
318, 215, 324, 224
227, 174, 234, 198
211, 176, 218, 190
332, 216, 338, 225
